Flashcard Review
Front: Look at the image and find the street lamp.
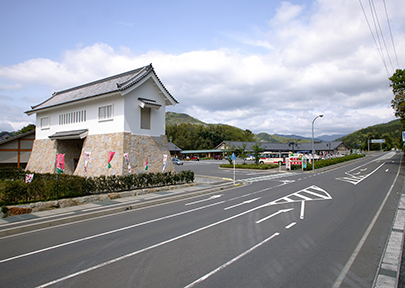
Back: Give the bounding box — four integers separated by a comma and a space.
312, 115, 324, 171
367, 135, 374, 152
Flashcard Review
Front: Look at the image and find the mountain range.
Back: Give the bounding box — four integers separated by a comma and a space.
166, 112, 346, 142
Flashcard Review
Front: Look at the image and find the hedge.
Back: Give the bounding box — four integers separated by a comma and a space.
302, 154, 365, 171
0, 168, 194, 206
219, 163, 279, 170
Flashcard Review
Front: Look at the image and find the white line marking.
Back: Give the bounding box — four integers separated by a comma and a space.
184, 232, 280, 288
300, 201, 305, 220
224, 197, 261, 210
332, 153, 402, 287
285, 222, 296, 229
0, 201, 225, 264
336, 163, 385, 185
37, 203, 282, 287
256, 208, 294, 224
185, 195, 222, 206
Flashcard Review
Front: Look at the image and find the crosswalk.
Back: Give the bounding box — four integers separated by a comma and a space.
241, 172, 296, 183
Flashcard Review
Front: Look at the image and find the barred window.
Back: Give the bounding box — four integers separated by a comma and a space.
59, 110, 86, 125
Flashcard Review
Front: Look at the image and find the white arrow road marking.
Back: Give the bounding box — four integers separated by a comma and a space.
336, 163, 384, 185
256, 208, 294, 224
300, 201, 305, 219
185, 195, 222, 206
224, 197, 261, 210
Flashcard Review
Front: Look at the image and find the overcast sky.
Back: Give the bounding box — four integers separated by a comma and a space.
0, 0, 404, 137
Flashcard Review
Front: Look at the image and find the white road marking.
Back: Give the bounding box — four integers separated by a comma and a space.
0, 201, 225, 264
300, 201, 305, 220
256, 208, 294, 223
184, 232, 280, 288
185, 195, 222, 206
285, 222, 296, 229
37, 202, 285, 287
336, 163, 385, 185
332, 153, 402, 287
224, 197, 261, 210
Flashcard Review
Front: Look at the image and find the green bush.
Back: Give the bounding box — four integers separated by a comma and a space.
0, 169, 195, 206
303, 154, 365, 171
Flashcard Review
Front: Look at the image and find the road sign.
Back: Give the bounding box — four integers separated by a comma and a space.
371, 139, 385, 143
231, 153, 236, 160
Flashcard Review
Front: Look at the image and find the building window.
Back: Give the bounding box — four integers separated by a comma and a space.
141, 107, 151, 129
98, 105, 113, 121
59, 110, 86, 125
40, 117, 50, 129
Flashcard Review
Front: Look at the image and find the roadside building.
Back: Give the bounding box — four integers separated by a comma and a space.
216, 141, 350, 156
25, 64, 178, 176
0, 130, 35, 168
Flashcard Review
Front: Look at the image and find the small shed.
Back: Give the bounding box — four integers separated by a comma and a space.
0, 130, 35, 168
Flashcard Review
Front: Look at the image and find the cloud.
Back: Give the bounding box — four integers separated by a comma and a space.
0, 0, 404, 136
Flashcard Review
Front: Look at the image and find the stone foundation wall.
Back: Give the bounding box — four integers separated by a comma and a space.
26, 133, 174, 177
123, 133, 174, 175
26, 138, 58, 173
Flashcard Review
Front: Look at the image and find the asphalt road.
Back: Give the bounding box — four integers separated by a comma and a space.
0, 151, 402, 287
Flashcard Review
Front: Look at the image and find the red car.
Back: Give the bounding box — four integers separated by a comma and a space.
214, 155, 223, 160
191, 156, 200, 161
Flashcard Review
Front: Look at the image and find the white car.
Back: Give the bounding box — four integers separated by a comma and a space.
246, 155, 255, 161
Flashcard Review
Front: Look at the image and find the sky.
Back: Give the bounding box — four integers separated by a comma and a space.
0, 0, 404, 138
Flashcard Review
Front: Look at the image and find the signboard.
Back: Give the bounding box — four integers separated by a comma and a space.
371, 139, 385, 143
403, 131, 405, 142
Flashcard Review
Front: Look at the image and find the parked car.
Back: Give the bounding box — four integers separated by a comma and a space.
246, 155, 255, 161
191, 156, 200, 161
172, 158, 183, 165
214, 155, 223, 160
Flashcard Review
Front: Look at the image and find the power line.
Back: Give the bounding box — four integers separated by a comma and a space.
359, 0, 390, 76
369, 0, 394, 72
383, 0, 400, 68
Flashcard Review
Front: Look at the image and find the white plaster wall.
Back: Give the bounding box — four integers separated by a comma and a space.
35, 94, 125, 140
124, 78, 166, 136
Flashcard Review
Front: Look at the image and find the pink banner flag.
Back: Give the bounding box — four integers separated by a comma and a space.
124, 153, 131, 173
84, 152, 91, 175
145, 157, 148, 171
108, 151, 115, 169
56, 154, 65, 174
25, 174, 34, 184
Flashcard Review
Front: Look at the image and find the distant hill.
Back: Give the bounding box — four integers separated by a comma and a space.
165, 112, 402, 149
275, 134, 345, 142
338, 119, 402, 149
256, 133, 311, 143
166, 112, 206, 126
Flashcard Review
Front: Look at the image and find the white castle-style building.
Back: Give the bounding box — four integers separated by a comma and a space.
25, 64, 178, 177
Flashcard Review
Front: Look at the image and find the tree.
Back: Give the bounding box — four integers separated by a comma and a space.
251, 143, 264, 165
390, 69, 405, 120
237, 143, 248, 163
14, 124, 35, 135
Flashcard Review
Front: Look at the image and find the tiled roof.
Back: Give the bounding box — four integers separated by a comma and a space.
25, 64, 178, 115
48, 129, 88, 140
0, 130, 35, 145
